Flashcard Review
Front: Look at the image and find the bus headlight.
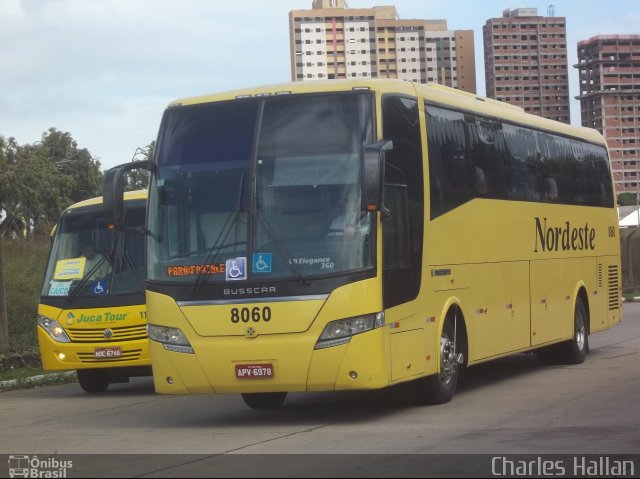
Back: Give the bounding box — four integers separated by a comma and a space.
148, 324, 194, 354
36, 316, 71, 343
315, 312, 385, 350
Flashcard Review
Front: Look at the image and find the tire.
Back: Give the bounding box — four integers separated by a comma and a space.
559, 297, 589, 364
535, 346, 561, 365
415, 319, 460, 405
241, 392, 287, 410
77, 369, 110, 393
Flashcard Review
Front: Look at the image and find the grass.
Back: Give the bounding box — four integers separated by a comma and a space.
0, 366, 76, 392
0, 366, 45, 382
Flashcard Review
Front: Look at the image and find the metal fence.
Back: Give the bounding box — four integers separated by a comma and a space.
0, 235, 50, 353
620, 226, 640, 297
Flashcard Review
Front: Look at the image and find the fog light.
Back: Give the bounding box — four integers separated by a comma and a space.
57, 352, 66, 361
349, 371, 358, 380
166, 377, 174, 384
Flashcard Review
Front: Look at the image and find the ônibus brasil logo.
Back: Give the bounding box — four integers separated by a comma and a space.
8, 455, 73, 478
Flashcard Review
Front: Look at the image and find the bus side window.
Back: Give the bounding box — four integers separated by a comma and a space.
426, 105, 473, 218
382, 95, 424, 308
464, 115, 508, 199
383, 184, 410, 270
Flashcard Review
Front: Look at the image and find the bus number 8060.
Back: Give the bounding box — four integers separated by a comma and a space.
231, 307, 272, 323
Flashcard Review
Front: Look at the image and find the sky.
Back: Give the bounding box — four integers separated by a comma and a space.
1, 0, 639, 171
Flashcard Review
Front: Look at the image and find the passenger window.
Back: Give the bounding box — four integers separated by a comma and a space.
382, 95, 424, 308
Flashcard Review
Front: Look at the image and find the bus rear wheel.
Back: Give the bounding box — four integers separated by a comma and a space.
559, 297, 589, 364
241, 392, 287, 410
414, 319, 461, 405
77, 369, 110, 393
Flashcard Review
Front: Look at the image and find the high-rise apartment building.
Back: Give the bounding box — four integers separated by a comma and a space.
289, 0, 476, 93
483, 8, 570, 123
576, 35, 640, 195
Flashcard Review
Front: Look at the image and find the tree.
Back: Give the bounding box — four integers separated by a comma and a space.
0, 136, 50, 235
618, 192, 637, 206
39, 128, 103, 205
0, 129, 103, 235
0, 130, 102, 353
124, 141, 153, 191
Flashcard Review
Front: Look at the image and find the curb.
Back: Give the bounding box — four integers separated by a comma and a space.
0, 371, 77, 391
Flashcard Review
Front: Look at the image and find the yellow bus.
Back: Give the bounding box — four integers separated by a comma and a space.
37, 190, 150, 392
104, 80, 621, 408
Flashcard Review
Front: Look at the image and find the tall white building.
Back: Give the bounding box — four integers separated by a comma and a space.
289, 0, 476, 93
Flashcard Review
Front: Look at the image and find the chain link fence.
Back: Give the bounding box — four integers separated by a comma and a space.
0, 235, 50, 354
620, 226, 640, 299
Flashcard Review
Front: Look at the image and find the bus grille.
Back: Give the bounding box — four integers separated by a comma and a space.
608, 265, 620, 311
77, 349, 143, 363
67, 325, 147, 343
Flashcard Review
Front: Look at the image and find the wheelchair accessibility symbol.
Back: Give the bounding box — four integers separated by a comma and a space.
92, 280, 107, 295
252, 253, 272, 273
225, 257, 247, 281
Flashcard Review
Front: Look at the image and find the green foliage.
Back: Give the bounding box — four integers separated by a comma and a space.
1, 236, 50, 352
0, 367, 44, 382
0, 129, 103, 234
0, 369, 77, 391
618, 192, 637, 206
124, 141, 153, 191
0, 129, 154, 356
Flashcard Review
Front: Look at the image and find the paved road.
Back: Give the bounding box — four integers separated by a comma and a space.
1, 303, 639, 477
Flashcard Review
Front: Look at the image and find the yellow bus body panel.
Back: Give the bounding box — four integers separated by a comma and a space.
423, 197, 621, 365
148, 278, 392, 394
180, 300, 325, 336
37, 303, 149, 371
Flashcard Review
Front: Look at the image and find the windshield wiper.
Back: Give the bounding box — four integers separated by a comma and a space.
193, 172, 246, 290
65, 255, 111, 303
192, 211, 243, 290
122, 250, 145, 293
249, 177, 309, 286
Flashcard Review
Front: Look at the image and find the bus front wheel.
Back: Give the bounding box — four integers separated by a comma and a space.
414, 319, 461, 405
241, 392, 287, 410
77, 369, 110, 393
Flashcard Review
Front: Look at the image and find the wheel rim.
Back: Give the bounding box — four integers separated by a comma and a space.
440, 331, 457, 386
575, 307, 586, 351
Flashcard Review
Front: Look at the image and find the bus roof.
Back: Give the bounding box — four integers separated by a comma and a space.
168, 79, 606, 146
167, 79, 415, 107
415, 82, 605, 145
63, 189, 147, 214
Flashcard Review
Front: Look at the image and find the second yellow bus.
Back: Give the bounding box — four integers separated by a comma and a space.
37, 190, 150, 392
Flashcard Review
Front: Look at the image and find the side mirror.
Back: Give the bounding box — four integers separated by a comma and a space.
103, 160, 151, 230
361, 140, 393, 213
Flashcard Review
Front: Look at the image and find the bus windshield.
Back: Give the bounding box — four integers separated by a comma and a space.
148, 92, 375, 284
41, 203, 146, 298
